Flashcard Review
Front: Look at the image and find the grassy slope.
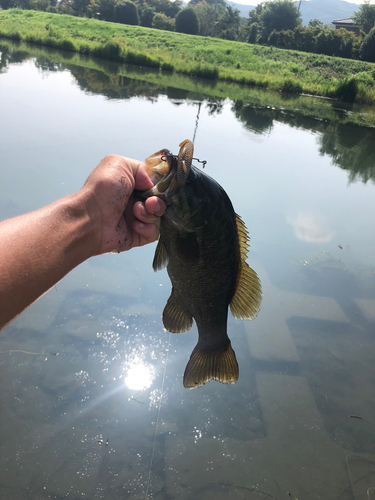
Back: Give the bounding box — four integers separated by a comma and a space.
1, 9, 375, 104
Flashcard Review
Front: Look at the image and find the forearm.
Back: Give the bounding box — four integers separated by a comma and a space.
0, 155, 164, 331
0, 191, 95, 330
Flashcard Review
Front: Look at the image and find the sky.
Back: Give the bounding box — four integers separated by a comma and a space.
231, 0, 366, 7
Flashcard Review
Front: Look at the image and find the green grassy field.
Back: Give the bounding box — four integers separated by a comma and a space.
1, 9, 375, 105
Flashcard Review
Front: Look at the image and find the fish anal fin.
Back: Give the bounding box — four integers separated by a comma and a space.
163, 288, 193, 333
153, 238, 169, 272
183, 341, 239, 389
230, 214, 262, 320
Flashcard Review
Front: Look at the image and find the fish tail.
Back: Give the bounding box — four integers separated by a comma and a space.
183, 341, 239, 389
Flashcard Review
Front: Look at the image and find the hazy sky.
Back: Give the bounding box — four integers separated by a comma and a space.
232, 0, 365, 6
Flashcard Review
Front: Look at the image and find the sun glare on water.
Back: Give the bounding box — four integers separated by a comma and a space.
125, 362, 155, 391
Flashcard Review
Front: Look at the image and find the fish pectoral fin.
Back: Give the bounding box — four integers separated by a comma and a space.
163, 288, 193, 333
183, 341, 239, 389
230, 214, 262, 320
153, 238, 169, 272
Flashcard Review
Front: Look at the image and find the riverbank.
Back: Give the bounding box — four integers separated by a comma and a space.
2, 38, 375, 129
1, 9, 375, 105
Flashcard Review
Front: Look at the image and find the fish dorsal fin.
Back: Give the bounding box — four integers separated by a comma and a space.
230, 214, 262, 320
183, 340, 239, 389
163, 288, 193, 333
153, 237, 169, 272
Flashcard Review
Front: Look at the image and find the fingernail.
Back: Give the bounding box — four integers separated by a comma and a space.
138, 222, 145, 230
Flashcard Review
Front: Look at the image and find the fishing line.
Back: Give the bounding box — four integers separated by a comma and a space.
192, 102, 201, 144
145, 330, 172, 500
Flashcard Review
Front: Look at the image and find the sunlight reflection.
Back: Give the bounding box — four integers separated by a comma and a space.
125, 361, 155, 391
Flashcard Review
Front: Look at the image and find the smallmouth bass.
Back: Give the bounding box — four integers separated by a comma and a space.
142, 139, 262, 389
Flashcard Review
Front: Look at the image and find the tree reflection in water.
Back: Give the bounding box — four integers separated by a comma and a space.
1, 39, 374, 184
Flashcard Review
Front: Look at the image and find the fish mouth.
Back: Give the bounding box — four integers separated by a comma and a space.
140, 140, 194, 200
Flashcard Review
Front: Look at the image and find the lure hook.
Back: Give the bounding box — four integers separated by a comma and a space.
160, 155, 207, 168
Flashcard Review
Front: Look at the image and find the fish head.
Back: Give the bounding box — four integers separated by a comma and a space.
143, 140, 194, 199
144, 148, 171, 186
141, 140, 206, 230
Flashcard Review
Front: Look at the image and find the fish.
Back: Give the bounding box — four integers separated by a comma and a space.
142, 139, 262, 389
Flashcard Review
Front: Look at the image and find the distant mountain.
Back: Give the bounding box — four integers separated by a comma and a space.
227, 0, 358, 26
298, 0, 358, 26
226, 1, 253, 17
226, 1, 254, 18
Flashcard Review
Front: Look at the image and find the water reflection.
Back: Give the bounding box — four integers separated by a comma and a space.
287, 212, 333, 243
318, 122, 375, 184
1, 39, 375, 500
234, 100, 375, 185
1, 39, 375, 187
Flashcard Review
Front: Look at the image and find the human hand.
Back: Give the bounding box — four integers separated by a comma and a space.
81, 154, 165, 255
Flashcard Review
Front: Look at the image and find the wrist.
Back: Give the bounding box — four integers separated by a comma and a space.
59, 189, 99, 263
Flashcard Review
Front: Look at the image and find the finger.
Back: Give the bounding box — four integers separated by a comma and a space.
133, 220, 160, 246
133, 201, 162, 226
133, 162, 155, 191
144, 196, 165, 217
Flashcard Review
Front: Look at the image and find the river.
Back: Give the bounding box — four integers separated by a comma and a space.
1, 40, 375, 500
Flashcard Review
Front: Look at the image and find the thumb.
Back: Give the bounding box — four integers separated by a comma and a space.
134, 163, 154, 191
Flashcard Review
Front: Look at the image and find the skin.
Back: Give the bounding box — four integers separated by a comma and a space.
0, 154, 165, 331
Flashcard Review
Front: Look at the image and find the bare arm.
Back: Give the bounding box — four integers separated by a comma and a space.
0, 155, 164, 330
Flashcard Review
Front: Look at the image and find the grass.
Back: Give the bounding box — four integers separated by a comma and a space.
1, 9, 375, 105
2, 38, 375, 129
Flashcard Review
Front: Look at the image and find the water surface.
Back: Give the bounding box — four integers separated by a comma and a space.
1, 43, 375, 500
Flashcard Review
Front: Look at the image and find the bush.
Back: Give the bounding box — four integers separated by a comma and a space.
360, 27, 375, 62
138, 4, 154, 27
125, 50, 160, 68
188, 62, 218, 79
278, 29, 295, 49
152, 12, 175, 31
161, 61, 174, 71
114, 0, 139, 25
92, 40, 122, 61
315, 29, 335, 56
335, 76, 358, 102
58, 38, 75, 51
248, 22, 258, 44
281, 78, 303, 94
294, 26, 320, 52
268, 29, 279, 46
175, 7, 199, 35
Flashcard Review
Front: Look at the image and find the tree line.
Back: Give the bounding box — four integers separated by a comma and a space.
1, 0, 375, 62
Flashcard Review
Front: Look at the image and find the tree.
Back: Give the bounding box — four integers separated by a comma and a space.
152, 12, 175, 30
175, 7, 199, 34
57, 0, 75, 14
268, 29, 280, 45
260, 0, 301, 37
215, 5, 241, 40
189, 0, 225, 7
192, 1, 215, 36
114, 0, 139, 24
137, 3, 155, 27
308, 18, 323, 28
360, 26, 375, 61
0, 0, 30, 8
248, 2, 265, 25
353, 0, 375, 34
248, 22, 259, 43
144, 0, 182, 18
92, 0, 116, 20
30, 0, 50, 9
